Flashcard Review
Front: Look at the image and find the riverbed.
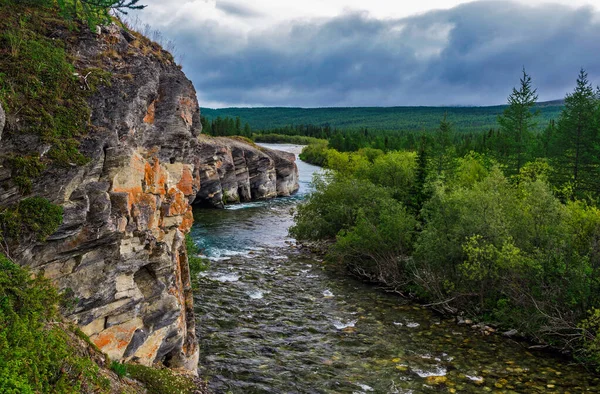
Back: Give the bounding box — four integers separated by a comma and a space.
191, 144, 599, 393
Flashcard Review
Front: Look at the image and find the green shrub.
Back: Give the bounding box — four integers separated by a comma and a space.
0, 254, 109, 393
126, 364, 196, 394
0, 197, 63, 242
110, 361, 128, 378
185, 234, 209, 278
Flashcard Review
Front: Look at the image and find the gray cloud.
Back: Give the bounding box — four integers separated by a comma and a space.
214, 1, 263, 18
149, 1, 600, 107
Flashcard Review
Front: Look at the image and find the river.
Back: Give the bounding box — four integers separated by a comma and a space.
191, 144, 599, 393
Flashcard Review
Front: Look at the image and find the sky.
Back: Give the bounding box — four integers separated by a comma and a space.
128, 0, 600, 108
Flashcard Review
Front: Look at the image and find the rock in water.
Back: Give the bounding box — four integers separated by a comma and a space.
0, 22, 298, 374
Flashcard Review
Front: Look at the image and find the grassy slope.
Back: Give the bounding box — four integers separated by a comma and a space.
202, 101, 564, 132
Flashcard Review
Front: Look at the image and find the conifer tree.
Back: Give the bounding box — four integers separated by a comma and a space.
551, 69, 600, 199
497, 68, 539, 178
432, 113, 455, 177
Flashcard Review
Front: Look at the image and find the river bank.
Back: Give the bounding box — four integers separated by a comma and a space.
190, 144, 600, 393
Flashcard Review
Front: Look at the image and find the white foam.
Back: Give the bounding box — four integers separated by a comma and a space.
247, 290, 265, 299
333, 320, 357, 329
413, 366, 447, 378
354, 383, 374, 392
466, 375, 484, 383
406, 322, 420, 328
213, 273, 240, 282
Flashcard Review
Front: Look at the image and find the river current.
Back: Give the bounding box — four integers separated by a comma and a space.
191, 144, 599, 393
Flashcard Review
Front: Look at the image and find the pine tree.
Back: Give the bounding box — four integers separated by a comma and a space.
551, 69, 600, 199
432, 113, 455, 177
497, 68, 539, 178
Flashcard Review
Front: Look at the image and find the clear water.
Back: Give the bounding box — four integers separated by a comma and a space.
192, 144, 600, 393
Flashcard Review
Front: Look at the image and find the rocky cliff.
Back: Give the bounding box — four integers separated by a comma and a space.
0, 22, 298, 373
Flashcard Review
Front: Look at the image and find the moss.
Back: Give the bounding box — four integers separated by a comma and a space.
125, 364, 196, 394
0, 196, 63, 242
5, 155, 46, 194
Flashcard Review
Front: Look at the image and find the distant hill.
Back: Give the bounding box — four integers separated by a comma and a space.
201, 101, 564, 132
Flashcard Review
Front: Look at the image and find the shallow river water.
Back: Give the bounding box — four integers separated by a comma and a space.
191, 144, 599, 394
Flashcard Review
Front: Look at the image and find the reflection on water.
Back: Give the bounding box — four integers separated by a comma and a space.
192, 144, 600, 393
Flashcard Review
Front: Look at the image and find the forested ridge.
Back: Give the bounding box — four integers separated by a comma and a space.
201, 101, 564, 133
286, 70, 600, 366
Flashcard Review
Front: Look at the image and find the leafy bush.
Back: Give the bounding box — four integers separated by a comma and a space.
0, 254, 109, 392
185, 234, 209, 278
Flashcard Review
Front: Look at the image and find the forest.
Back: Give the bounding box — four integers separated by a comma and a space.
201, 101, 564, 132
289, 69, 600, 366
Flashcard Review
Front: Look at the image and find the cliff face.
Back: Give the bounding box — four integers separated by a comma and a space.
0, 23, 298, 373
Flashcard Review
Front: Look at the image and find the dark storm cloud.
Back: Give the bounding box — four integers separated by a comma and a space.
159, 1, 600, 107
214, 1, 263, 18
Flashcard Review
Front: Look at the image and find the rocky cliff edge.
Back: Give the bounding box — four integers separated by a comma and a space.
0, 22, 298, 373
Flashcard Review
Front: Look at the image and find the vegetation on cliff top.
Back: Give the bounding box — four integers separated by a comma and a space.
292, 69, 600, 367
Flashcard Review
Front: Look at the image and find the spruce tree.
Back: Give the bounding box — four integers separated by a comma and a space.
497, 68, 539, 178
433, 113, 455, 177
551, 69, 599, 199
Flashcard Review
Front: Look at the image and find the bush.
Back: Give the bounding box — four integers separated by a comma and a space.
185, 234, 209, 278
0, 197, 63, 242
0, 254, 109, 392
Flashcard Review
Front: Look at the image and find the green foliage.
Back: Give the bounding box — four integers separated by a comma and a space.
0, 5, 110, 170
202, 102, 563, 133
299, 141, 329, 166
185, 234, 209, 278
550, 69, 600, 199
125, 364, 196, 394
110, 361, 128, 378
331, 200, 416, 286
0, 255, 109, 393
497, 68, 539, 177
6, 155, 46, 194
0, 197, 63, 242
253, 133, 326, 145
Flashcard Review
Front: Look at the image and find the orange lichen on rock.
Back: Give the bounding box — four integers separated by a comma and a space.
143, 100, 156, 124
91, 320, 142, 360
165, 187, 188, 217
179, 209, 194, 233
144, 159, 167, 195
178, 96, 194, 126
176, 166, 195, 195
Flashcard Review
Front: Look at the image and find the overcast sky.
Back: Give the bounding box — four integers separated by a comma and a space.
129, 0, 600, 108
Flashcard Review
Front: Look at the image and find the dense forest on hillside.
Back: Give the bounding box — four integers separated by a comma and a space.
201, 101, 564, 132
290, 69, 600, 367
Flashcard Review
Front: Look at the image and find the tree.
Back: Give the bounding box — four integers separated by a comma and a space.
432, 113, 455, 177
550, 69, 599, 199
497, 68, 539, 178
57, 0, 146, 28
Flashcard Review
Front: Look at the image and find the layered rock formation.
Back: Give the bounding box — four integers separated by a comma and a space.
0, 23, 298, 373
195, 137, 298, 208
